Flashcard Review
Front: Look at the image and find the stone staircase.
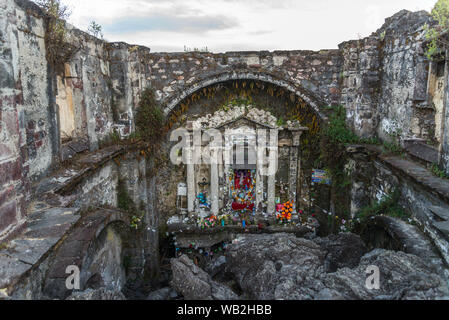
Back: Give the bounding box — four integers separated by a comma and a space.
430, 206, 449, 238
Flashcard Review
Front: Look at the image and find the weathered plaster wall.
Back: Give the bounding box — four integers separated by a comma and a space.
349, 151, 449, 265
340, 10, 433, 141
340, 35, 381, 139
3, 0, 449, 242
71, 162, 118, 210
377, 11, 432, 142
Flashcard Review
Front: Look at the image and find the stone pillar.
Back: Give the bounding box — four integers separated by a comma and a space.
210, 149, 219, 215
186, 145, 195, 213
267, 172, 276, 214
289, 131, 302, 208
256, 149, 264, 211
266, 130, 278, 215
440, 49, 449, 174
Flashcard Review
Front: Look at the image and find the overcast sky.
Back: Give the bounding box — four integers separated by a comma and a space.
62, 0, 436, 53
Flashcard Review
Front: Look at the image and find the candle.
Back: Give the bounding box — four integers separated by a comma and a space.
242, 220, 246, 228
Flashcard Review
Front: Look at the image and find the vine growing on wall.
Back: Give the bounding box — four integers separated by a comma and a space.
352, 190, 410, 229
318, 105, 359, 232
117, 179, 145, 230
34, 0, 77, 71
424, 0, 449, 60
135, 88, 166, 149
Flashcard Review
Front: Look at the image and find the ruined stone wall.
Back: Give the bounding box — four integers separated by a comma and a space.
377, 11, 432, 142
340, 10, 433, 142
3, 0, 449, 240
59, 27, 115, 151
349, 152, 449, 265
0, 0, 48, 239
340, 35, 381, 139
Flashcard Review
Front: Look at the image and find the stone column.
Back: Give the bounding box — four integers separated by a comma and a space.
256, 149, 264, 212
266, 130, 278, 215
186, 143, 195, 213
289, 131, 302, 208
210, 149, 219, 215
440, 49, 449, 174
267, 172, 276, 214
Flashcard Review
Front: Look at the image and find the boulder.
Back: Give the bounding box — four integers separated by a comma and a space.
170, 254, 239, 300
225, 233, 449, 300
314, 233, 367, 272
147, 287, 171, 300
205, 255, 227, 277
225, 233, 326, 300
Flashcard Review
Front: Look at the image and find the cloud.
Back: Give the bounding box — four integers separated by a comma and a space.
64, 0, 435, 53
104, 14, 236, 34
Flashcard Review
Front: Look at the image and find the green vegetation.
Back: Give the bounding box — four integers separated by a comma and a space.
98, 129, 121, 148
87, 21, 104, 39
117, 179, 136, 213
321, 106, 359, 145
0, 242, 9, 250
381, 131, 404, 156
424, 0, 449, 60
117, 179, 145, 230
431, 163, 449, 178
35, 0, 75, 71
355, 190, 409, 222
316, 106, 403, 234
318, 106, 356, 233
135, 88, 166, 144
128, 131, 142, 141
218, 97, 254, 112
276, 116, 285, 127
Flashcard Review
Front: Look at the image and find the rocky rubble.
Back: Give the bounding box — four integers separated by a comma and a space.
170, 254, 239, 300
66, 288, 126, 300
170, 233, 449, 300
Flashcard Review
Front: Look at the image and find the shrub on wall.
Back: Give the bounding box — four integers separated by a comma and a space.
35, 0, 77, 71
135, 88, 166, 145
424, 0, 449, 60
355, 190, 409, 223
318, 106, 358, 233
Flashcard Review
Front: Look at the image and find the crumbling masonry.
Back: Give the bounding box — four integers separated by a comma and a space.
2, 0, 449, 299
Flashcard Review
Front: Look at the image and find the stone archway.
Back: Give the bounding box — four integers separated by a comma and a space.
162, 71, 328, 121
41, 209, 135, 299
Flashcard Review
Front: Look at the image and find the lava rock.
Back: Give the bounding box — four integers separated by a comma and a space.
205, 255, 227, 277
147, 287, 171, 300
66, 288, 126, 300
225, 233, 449, 300
314, 233, 367, 272
170, 254, 239, 300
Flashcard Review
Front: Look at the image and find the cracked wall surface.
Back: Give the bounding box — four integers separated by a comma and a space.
2, 0, 449, 250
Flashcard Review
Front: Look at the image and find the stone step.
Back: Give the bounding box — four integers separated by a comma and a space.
403, 140, 439, 164
429, 206, 449, 221
433, 221, 449, 237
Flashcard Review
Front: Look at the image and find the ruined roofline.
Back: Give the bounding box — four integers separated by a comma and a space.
19, 0, 430, 55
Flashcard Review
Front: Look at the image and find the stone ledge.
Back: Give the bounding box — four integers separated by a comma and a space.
430, 206, 449, 221
31, 145, 127, 207
403, 139, 439, 165
351, 145, 449, 204
169, 224, 311, 234
434, 221, 449, 238
0, 207, 80, 295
